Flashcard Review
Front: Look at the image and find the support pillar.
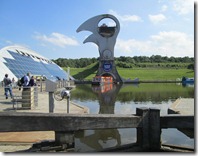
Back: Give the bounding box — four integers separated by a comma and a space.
55, 131, 75, 150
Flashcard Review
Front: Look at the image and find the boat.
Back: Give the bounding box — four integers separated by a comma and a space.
182, 76, 194, 86
182, 77, 194, 84
92, 76, 113, 85
123, 78, 139, 84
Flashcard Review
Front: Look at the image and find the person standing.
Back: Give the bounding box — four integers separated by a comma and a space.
3, 74, 13, 99
21, 73, 31, 107
28, 76, 36, 86
23, 73, 30, 87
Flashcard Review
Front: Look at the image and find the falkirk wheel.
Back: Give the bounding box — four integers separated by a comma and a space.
77, 14, 123, 83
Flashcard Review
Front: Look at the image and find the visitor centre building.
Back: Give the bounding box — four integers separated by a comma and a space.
0, 46, 70, 81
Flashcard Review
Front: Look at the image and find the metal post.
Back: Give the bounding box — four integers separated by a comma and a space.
67, 67, 70, 87
49, 92, 54, 113
67, 67, 70, 80
67, 97, 69, 113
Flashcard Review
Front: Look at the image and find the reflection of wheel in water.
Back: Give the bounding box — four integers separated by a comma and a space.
54, 89, 64, 101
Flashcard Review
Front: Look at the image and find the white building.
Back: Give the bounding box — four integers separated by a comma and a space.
0, 45, 71, 81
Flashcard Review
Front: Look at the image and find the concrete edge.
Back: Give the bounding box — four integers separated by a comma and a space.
70, 101, 90, 114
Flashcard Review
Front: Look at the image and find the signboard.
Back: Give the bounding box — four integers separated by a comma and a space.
103, 62, 112, 72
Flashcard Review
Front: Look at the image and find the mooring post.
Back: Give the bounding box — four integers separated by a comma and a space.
149, 108, 161, 151
136, 107, 149, 150
55, 131, 75, 150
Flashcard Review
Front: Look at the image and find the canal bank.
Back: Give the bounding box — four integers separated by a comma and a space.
167, 98, 194, 140
168, 98, 194, 115
74, 80, 184, 84
0, 87, 89, 152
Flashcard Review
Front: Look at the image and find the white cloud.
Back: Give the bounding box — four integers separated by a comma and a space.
151, 31, 193, 56
108, 10, 143, 22
161, 5, 168, 12
34, 32, 79, 48
173, 0, 194, 15
116, 31, 193, 57
116, 39, 151, 53
121, 15, 142, 22
149, 14, 167, 24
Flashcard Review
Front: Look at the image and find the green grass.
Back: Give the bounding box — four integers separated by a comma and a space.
64, 63, 194, 81
63, 63, 98, 80
117, 68, 194, 81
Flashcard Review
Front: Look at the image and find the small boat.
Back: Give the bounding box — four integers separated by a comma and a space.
92, 76, 113, 85
182, 77, 194, 84
124, 78, 139, 84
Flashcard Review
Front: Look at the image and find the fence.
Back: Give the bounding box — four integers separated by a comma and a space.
0, 107, 194, 152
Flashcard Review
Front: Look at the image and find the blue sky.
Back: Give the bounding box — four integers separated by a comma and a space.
0, 0, 195, 59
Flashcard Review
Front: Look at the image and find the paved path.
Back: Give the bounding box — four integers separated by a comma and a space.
0, 87, 89, 152
168, 98, 194, 115
0, 88, 89, 114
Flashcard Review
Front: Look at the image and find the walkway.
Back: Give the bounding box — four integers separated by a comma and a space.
168, 98, 194, 115
0, 87, 89, 152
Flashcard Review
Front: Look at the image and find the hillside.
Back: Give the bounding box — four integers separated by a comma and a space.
63, 63, 194, 81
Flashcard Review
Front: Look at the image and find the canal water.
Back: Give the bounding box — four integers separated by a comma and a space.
70, 83, 194, 152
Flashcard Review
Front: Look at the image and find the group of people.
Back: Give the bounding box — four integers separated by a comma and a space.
21, 73, 36, 87
3, 73, 36, 99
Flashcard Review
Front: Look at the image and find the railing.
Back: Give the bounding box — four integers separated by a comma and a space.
56, 80, 74, 88
37, 80, 74, 92
0, 107, 194, 152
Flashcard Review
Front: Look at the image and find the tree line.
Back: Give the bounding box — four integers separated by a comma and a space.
52, 58, 98, 68
52, 55, 194, 69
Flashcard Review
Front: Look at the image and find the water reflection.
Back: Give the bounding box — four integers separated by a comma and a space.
92, 84, 122, 114
76, 129, 121, 151
72, 83, 194, 151
75, 84, 123, 151
72, 83, 194, 105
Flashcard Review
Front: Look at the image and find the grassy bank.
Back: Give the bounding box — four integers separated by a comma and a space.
117, 68, 194, 81
64, 66, 194, 81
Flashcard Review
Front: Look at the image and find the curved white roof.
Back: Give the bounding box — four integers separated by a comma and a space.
0, 45, 52, 63
0, 45, 69, 81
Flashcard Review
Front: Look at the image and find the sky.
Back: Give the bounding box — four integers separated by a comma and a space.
0, 0, 195, 59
